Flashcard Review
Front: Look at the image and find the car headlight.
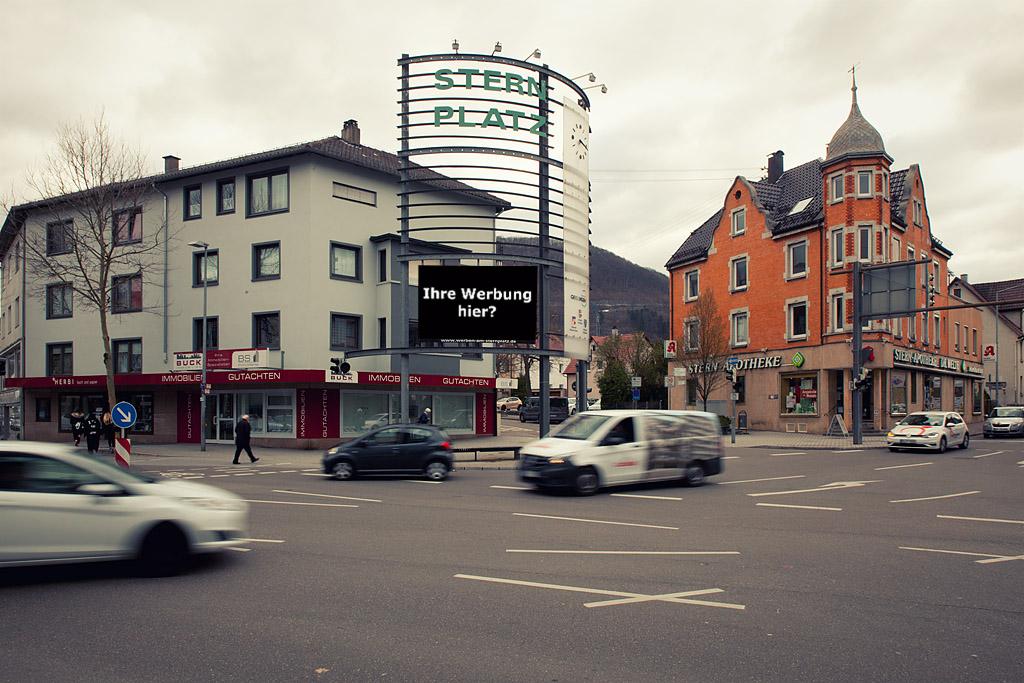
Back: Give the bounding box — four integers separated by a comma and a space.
547, 456, 572, 465
887, 432, 895, 438
181, 497, 241, 511
922, 431, 939, 438
325, 446, 341, 456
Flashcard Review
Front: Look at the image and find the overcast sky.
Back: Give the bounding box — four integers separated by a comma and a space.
3, 0, 1022, 283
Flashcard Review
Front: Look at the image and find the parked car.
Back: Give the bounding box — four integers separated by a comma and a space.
567, 398, 577, 415
887, 411, 969, 452
518, 410, 724, 495
519, 397, 570, 423
322, 424, 453, 481
983, 406, 1024, 438
588, 398, 601, 410
361, 412, 391, 431
0, 442, 248, 575
496, 396, 522, 412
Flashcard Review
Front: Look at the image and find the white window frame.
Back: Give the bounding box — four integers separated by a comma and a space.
954, 322, 960, 351
786, 297, 809, 341
832, 228, 844, 267
856, 170, 873, 197
684, 318, 700, 352
684, 269, 699, 302
830, 173, 844, 202
882, 171, 889, 200
913, 199, 923, 225
858, 225, 872, 262
731, 309, 749, 347
731, 208, 746, 237
786, 239, 808, 280
831, 291, 846, 333
730, 255, 748, 292
934, 314, 941, 349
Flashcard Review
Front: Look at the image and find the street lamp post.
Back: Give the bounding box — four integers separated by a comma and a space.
188, 240, 210, 452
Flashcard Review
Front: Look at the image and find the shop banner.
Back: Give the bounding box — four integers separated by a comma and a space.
297, 388, 340, 440
177, 391, 202, 443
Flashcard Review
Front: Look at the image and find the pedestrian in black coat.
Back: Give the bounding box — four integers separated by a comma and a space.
69, 411, 85, 446
84, 413, 102, 454
233, 414, 258, 464
102, 412, 116, 452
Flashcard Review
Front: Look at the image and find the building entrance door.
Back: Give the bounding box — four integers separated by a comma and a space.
861, 371, 874, 429
213, 393, 236, 443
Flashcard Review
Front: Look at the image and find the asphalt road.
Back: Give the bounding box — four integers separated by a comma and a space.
2, 437, 1022, 682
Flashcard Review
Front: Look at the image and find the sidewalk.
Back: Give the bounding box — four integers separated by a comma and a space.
110, 429, 893, 472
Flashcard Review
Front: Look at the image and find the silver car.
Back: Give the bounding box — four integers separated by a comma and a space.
0, 443, 248, 575
983, 406, 1024, 438
887, 411, 970, 452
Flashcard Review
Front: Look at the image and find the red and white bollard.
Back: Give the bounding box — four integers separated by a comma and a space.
115, 437, 131, 469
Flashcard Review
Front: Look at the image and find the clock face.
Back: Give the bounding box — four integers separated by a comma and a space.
569, 122, 589, 161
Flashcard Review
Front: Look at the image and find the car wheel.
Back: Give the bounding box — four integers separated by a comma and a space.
331, 460, 355, 481
959, 432, 970, 449
424, 461, 449, 481
889, 447, 901, 452
500, 405, 507, 412
137, 522, 189, 577
683, 464, 706, 487
937, 437, 947, 453
983, 433, 990, 439
573, 467, 599, 496
519, 413, 526, 423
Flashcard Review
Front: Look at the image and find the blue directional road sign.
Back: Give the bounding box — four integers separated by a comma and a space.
726, 356, 739, 369
111, 402, 137, 429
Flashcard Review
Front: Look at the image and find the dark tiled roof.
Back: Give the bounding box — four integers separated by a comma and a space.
973, 279, 1024, 304
665, 208, 723, 269
889, 168, 909, 227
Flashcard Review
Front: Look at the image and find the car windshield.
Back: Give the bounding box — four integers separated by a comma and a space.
991, 407, 1024, 418
900, 414, 943, 427
550, 413, 613, 440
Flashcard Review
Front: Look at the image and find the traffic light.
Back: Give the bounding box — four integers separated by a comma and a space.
330, 357, 351, 375
861, 346, 874, 364
730, 368, 741, 392
927, 271, 936, 307
854, 367, 870, 390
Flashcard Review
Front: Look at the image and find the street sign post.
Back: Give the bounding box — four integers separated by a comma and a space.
111, 402, 136, 470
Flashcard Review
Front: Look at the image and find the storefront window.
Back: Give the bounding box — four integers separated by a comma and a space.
266, 392, 294, 433
434, 394, 474, 433
686, 378, 697, 405
343, 393, 391, 433
972, 380, 982, 415
953, 379, 965, 415
890, 372, 907, 415
58, 393, 106, 431
117, 391, 154, 434
923, 375, 942, 411
781, 374, 818, 415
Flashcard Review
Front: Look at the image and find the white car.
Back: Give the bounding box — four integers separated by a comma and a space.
887, 411, 969, 452
0, 442, 248, 575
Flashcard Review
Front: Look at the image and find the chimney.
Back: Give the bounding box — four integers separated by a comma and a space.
960, 273, 969, 284
341, 120, 360, 145
767, 150, 784, 183
163, 155, 180, 173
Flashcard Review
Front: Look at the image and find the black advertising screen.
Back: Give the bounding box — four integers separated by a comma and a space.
418, 265, 538, 342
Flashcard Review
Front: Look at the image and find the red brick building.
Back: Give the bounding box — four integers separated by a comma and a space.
666, 79, 984, 435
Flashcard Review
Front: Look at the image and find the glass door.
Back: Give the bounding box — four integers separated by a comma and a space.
215, 393, 235, 442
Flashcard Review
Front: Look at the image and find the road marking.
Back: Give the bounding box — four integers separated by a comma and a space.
238, 537, 286, 543
875, 462, 933, 471
938, 514, 1024, 525
234, 473, 257, 477
832, 449, 864, 453
748, 480, 881, 497
756, 503, 843, 511
506, 550, 740, 556
228, 547, 252, 552
891, 491, 980, 503
900, 546, 1024, 564
259, 472, 277, 475
611, 493, 683, 501
721, 475, 806, 485
272, 489, 381, 503
972, 450, 1003, 459
454, 574, 745, 610
491, 485, 531, 490
770, 451, 806, 457
723, 456, 740, 460
210, 474, 229, 478
514, 512, 678, 530
405, 479, 442, 484
278, 470, 298, 473
240, 499, 358, 508
301, 473, 328, 477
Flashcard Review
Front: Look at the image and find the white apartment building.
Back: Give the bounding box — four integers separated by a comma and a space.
0, 121, 507, 447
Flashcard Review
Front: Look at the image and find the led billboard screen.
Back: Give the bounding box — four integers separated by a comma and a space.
418, 265, 537, 342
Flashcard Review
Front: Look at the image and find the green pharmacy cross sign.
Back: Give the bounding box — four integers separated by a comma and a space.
792, 352, 805, 368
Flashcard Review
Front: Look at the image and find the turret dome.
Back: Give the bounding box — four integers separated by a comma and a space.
826, 75, 886, 161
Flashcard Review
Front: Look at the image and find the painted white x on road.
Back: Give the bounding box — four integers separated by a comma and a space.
454, 574, 745, 610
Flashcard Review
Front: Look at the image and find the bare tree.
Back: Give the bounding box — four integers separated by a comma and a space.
18, 113, 164, 412
679, 290, 730, 411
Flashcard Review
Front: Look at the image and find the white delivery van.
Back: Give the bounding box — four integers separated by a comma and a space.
518, 409, 724, 495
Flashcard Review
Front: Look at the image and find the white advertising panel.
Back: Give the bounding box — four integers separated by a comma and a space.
562, 97, 591, 361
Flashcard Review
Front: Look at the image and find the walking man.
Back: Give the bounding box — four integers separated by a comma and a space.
417, 407, 431, 424
233, 414, 259, 464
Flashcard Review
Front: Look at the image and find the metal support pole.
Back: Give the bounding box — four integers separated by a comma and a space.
399, 55, 412, 423
852, 261, 863, 445
537, 69, 551, 436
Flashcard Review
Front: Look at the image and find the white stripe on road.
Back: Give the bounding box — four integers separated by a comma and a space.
227, 547, 252, 552
241, 499, 358, 508
901, 546, 1024, 564
272, 489, 381, 503
973, 450, 1003, 459
514, 512, 678, 530
454, 574, 745, 610
506, 550, 740, 556
209, 474, 230, 478
721, 475, 807, 485
238, 537, 286, 543
938, 514, 1024, 525
770, 452, 806, 457
611, 493, 683, 500
875, 462, 933, 470
491, 485, 531, 490
891, 491, 980, 503
756, 503, 843, 511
